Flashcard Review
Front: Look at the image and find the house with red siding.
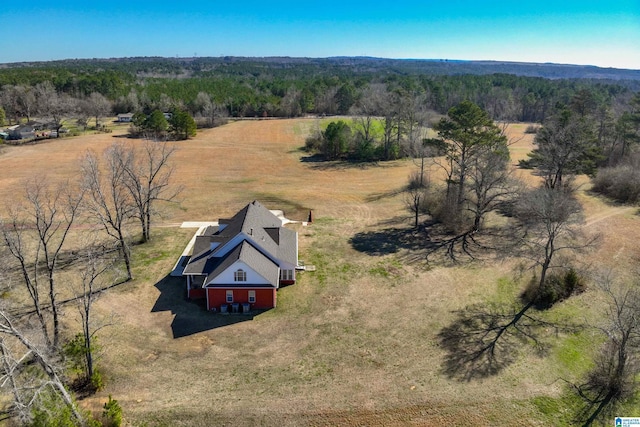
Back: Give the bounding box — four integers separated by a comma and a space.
182, 201, 298, 311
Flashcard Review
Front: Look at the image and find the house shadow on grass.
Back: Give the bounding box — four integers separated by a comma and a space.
151, 275, 263, 338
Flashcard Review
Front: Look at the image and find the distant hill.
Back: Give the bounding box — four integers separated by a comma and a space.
375, 58, 640, 81
2, 56, 639, 82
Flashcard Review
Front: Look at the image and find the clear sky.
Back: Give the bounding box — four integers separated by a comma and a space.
2, 1, 639, 69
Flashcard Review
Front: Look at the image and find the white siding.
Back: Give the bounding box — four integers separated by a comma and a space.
206, 261, 272, 286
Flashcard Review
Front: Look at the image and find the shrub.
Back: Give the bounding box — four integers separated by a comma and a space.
524, 124, 539, 134
63, 333, 88, 377
304, 130, 323, 153
322, 120, 352, 160
102, 395, 123, 427
28, 389, 96, 427
63, 333, 102, 391
353, 135, 376, 161
91, 369, 104, 391
591, 163, 640, 203
522, 269, 586, 309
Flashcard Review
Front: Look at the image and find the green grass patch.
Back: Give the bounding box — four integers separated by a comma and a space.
530, 394, 583, 426
494, 275, 520, 304
527, 386, 635, 426
553, 331, 599, 377
532, 395, 563, 417
129, 227, 193, 281
228, 177, 257, 184
368, 259, 404, 285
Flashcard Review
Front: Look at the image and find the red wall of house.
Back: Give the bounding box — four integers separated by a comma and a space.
207, 288, 276, 310
188, 288, 206, 299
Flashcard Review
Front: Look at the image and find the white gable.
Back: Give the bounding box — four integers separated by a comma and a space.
205, 260, 273, 286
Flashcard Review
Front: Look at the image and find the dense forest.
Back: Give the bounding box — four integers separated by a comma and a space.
1, 56, 638, 124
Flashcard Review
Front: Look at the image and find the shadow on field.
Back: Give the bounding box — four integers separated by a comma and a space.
349, 227, 427, 257
151, 275, 258, 338
300, 155, 397, 171
437, 302, 563, 381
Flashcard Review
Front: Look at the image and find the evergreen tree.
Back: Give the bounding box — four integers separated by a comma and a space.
169, 110, 197, 140
524, 108, 601, 189
433, 100, 507, 215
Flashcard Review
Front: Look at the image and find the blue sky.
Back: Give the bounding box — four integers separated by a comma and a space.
3, 1, 639, 69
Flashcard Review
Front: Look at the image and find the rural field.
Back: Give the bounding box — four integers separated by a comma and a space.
0, 119, 638, 426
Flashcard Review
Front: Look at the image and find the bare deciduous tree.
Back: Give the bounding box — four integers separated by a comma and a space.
404, 169, 430, 229
379, 89, 402, 161
34, 82, 77, 137
68, 242, 114, 385
0, 85, 38, 124
121, 140, 180, 242
194, 92, 227, 127
572, 277, 640, 425
81, 145, 136, 280
85, 92, 112, 128
0, 310, 84, 424
513, 186, 591, 293
467, 141, 514, 232
1, 85, 22, 124
14, 85, 37, 122
438, 185, 595, 379
280, 87, 302, 117
1, 178, 83, 349
350, 84, 383, 159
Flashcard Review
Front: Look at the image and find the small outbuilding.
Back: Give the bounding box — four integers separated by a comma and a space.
116, 113, 134, 123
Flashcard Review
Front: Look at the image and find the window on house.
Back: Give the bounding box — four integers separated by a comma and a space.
226, 290, 233, 303
280, 270, 294, 281
248, 290, 256, 303
234, 269, 246, 282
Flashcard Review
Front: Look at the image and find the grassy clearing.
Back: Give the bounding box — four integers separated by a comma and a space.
0, 118, 637, 425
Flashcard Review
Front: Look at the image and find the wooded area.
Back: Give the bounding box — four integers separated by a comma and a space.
0, 56, 639, 426
0, 57, 638, 126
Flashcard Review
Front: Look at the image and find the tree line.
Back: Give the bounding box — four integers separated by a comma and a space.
0, 81, 198, 141
0, 57, 637, 127
396, 97, 640, 424
0, 139, 178, 425
302, 85, 639, 168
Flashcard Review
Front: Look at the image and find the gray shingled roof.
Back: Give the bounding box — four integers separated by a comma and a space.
277, 227, 298, 265
183, 200, 297, 284
203, 240, 279, 286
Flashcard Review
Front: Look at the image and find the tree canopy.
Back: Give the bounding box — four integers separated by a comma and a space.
169, 109, 197, 140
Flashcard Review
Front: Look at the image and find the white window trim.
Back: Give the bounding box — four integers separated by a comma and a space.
248, 290, 256, 303
280, 269, 294, 281
234, 269, 247, 282
226, 290, 233, 303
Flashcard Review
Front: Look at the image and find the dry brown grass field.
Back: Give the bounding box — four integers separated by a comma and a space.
0, 119, 638, 426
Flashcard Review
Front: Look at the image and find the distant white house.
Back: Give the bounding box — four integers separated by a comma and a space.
117, 113, 134, 123
6, 121, 48, 140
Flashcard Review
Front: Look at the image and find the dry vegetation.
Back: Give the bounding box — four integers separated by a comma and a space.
0, 119, 638, 426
